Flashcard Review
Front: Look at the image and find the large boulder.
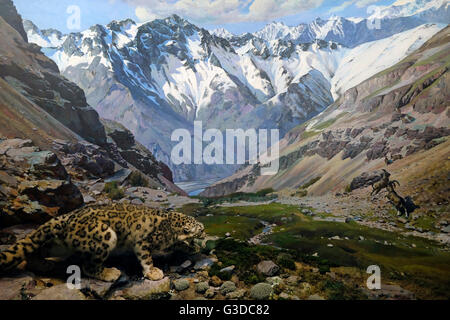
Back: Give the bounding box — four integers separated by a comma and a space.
114, 278, 171, 300
0, 0, 28, 42
250, 283, 273, 300
0, 138, 83, 226
32, 284, 87, 300
102, 119, 174, 182
350, 170, 385, 191
257, 260, 280, 276
52, 140, 115, 178
0, 274, 35, 300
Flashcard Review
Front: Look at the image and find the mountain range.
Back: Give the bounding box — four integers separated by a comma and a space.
22, 0, 449, 182
201, 24, 449, 200
0, 0, 185, 224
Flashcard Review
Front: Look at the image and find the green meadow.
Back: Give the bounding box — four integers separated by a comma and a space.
180, 202, 450, 299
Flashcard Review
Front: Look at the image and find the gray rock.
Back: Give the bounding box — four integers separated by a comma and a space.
0, 274, 35, 300
195, 282, 209, 294
350, 170, 385, 191
32, 284, 87, 300
226, 289, 246, 300
250, 283, 273, 300
204, 288, 216, 298
364, 284, 415, 300
194, 258, 215, 270
105, 168, 132, 184
131, 198, 144, 205
180, 260, 192, 269
117, 278, 170, 300
266, 276, 283, 286
219, 265, 235, 273
89, 182, 105, 193
307, 294, 325, 300
219, 281, 236, 295
279, 292, 291, 300
81, 279, 114, 297
257, 260, 280, 276
441, 225, 450, 233
83, 195, 96, 204
285, 276, 300, 286
173, 279, 190, 291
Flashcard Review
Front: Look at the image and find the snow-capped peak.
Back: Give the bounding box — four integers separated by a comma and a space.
23, 19, 66, 48
210, 28, 234, 39
369, 0, 449, 21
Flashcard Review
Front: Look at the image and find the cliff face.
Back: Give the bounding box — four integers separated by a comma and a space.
0, 1, 185, 226
0, 0, 106, 146
201, 26, 450, 199
0, 0, 27, 41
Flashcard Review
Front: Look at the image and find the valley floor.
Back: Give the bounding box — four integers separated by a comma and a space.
1, 188, 449, 300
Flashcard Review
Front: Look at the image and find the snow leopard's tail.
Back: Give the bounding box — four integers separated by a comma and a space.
0, 218, 63, 272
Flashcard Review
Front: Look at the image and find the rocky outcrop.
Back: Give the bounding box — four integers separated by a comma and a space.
0, 2, 181, 201
0, 0, 27, 41
350, 170, 385, 191
0, 5, 106, 146
52, 140, 115, 179
0, 138, 83, 226
201, 27, 450, 197
102, 119, 174, 183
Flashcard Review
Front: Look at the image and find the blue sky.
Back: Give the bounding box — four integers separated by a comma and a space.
15, 0, 398, 34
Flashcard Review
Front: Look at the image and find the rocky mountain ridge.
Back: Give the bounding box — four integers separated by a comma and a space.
201, 25, 450, 204
22, 1, 447, 181
0, 0, 185, 227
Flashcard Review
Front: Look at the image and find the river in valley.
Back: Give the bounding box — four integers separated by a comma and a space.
175, 179, 219, 196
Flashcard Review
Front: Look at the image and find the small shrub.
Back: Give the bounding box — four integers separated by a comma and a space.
296, 189, 308, 198
250, 283, 273, 300
129, 171, 149, 187
344, 184, 352, 193
299, 176, 322, 189
276, 253, 296, 270
255, 188, 275, 197
104, 181, 125, 200
196, 189, 277, 207
242, 272, 265, 285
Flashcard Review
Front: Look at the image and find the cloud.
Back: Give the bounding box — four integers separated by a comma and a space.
355, 0, 380, 8
328, 0, 354, 13
123, 0, 324, 24
328, 0, 380, 13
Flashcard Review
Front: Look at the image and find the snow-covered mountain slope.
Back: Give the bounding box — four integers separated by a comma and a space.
23, 10, 446, 181
211, 28, 234, 39
23, 20, 66, 47
242, 0, 448, 48
240, 15, 423, 48
201, 26, 450, 197
331, 23, 444, 98
370, 0, 449, 22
